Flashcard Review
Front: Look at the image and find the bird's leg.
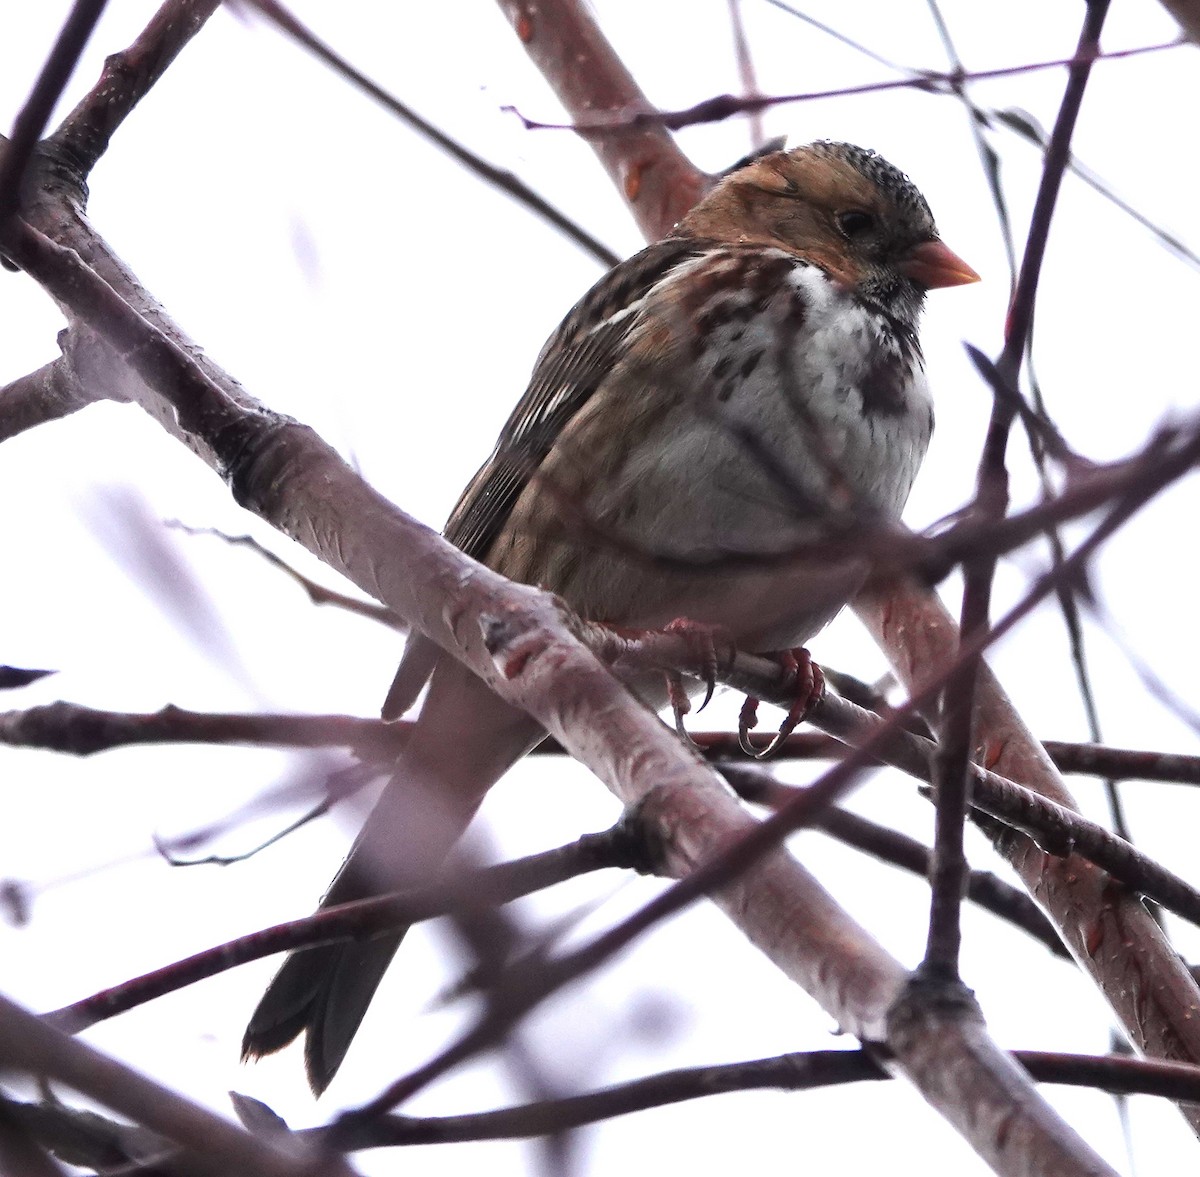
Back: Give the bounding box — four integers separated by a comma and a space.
662, 617, 724, 712
737, 695, 762, 757
658, 617, 730, 748
738, 648, 826, 760
602, 617, 728, 747
665, 668, 694, 743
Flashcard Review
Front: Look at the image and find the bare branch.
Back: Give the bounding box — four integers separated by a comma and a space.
923, 0, 1109, 992
320, 1049, 1200, 1148
0, 357, 98, 440
242, 0, 619, 269
0, 666, 55, 691
496, 0, 708, 239
1156, 0, 1200, 40
0, 0, 108, 227
857, 579, 1200, 1120
0, 994, 349, 1177
502, 41, 1179, 137
168, 524, 401, 628
725, 0, 765, 149
47, 824, 642, 1034
333, 1050, 888, 1147
722, 767, 1068, 959
0, 701, 406, 758
46, 0, 221, 176
1044, 741, 1200, 785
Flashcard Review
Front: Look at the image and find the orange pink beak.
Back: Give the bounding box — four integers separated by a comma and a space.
900, 238, 980, 289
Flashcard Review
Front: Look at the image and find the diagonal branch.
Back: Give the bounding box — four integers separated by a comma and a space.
46, 0, 222, 177
495, 0, 709, 237
0, 0, 108, 227
0, 357, 96, 440
923, 0, 1108, 984
47, 825, 642, 1034
0, 993, 350, 1177
243, 0, 619, 268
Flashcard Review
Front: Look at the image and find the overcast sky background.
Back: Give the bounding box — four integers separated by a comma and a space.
2, 3, 1200, 1174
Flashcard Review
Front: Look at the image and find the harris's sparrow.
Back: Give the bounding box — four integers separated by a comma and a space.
243, 141, 978, 1093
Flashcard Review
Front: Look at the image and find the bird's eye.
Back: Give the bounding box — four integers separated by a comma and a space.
837, 210, 875, 239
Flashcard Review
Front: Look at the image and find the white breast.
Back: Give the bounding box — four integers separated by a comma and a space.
610, 248, 933, 560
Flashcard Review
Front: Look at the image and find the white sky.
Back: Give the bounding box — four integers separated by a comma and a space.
2, 3, 1200, 1174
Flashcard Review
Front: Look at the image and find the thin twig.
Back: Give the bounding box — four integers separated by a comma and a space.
243, 0, 619, 268
168, 523, 401, 628
46, 825, 642, 1033
0, 700, 406, 758
46, 0, 221, 177
497, 0, 709, 238
0, 995, 345, 1177
722, 765, 1069, 958
317, 1048, 1200, 1149
726, 0, 765, 149
0, 0, 109, 226
502, 41, 1178, 135
925, 0, 1111, 985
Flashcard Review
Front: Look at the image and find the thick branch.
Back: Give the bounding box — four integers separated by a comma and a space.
857, 581, 1200, 1106
495, 0, 708, 238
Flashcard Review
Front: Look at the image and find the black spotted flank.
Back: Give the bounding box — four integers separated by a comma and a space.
696, 297, 754, 339
859, 352, 913, 417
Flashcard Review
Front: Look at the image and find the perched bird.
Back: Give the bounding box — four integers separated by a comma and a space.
243, 141, 978, 1093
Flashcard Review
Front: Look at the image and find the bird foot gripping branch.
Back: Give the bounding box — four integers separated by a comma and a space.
651, 620, 826, 761
658, 615, 731, 743
738, 648, 827, 760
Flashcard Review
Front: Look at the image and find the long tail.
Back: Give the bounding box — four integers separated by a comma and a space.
242, 656, 543, 1094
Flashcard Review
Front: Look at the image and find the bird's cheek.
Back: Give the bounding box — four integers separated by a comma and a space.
823, 263, 862, 295
806, 247, 863, 293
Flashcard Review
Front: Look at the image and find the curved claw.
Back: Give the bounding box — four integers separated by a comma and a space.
753, 714, 802, 760
666, 670, 700, 750
663, 617, 722, 712
737, 695, 761, 757
753, 657, 827, 761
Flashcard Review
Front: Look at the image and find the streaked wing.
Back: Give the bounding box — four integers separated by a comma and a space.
382, 235, 710, 722
444, 235, 711, 562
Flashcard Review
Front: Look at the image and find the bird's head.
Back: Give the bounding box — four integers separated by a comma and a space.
681, 141, 979, 317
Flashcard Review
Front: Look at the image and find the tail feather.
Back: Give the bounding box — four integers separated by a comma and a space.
242, 656, 544, 1093
381, 633, 439, 722
241, 889, 404, 1093
242, 938, 400, 1096
304, 937, 403, 1095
